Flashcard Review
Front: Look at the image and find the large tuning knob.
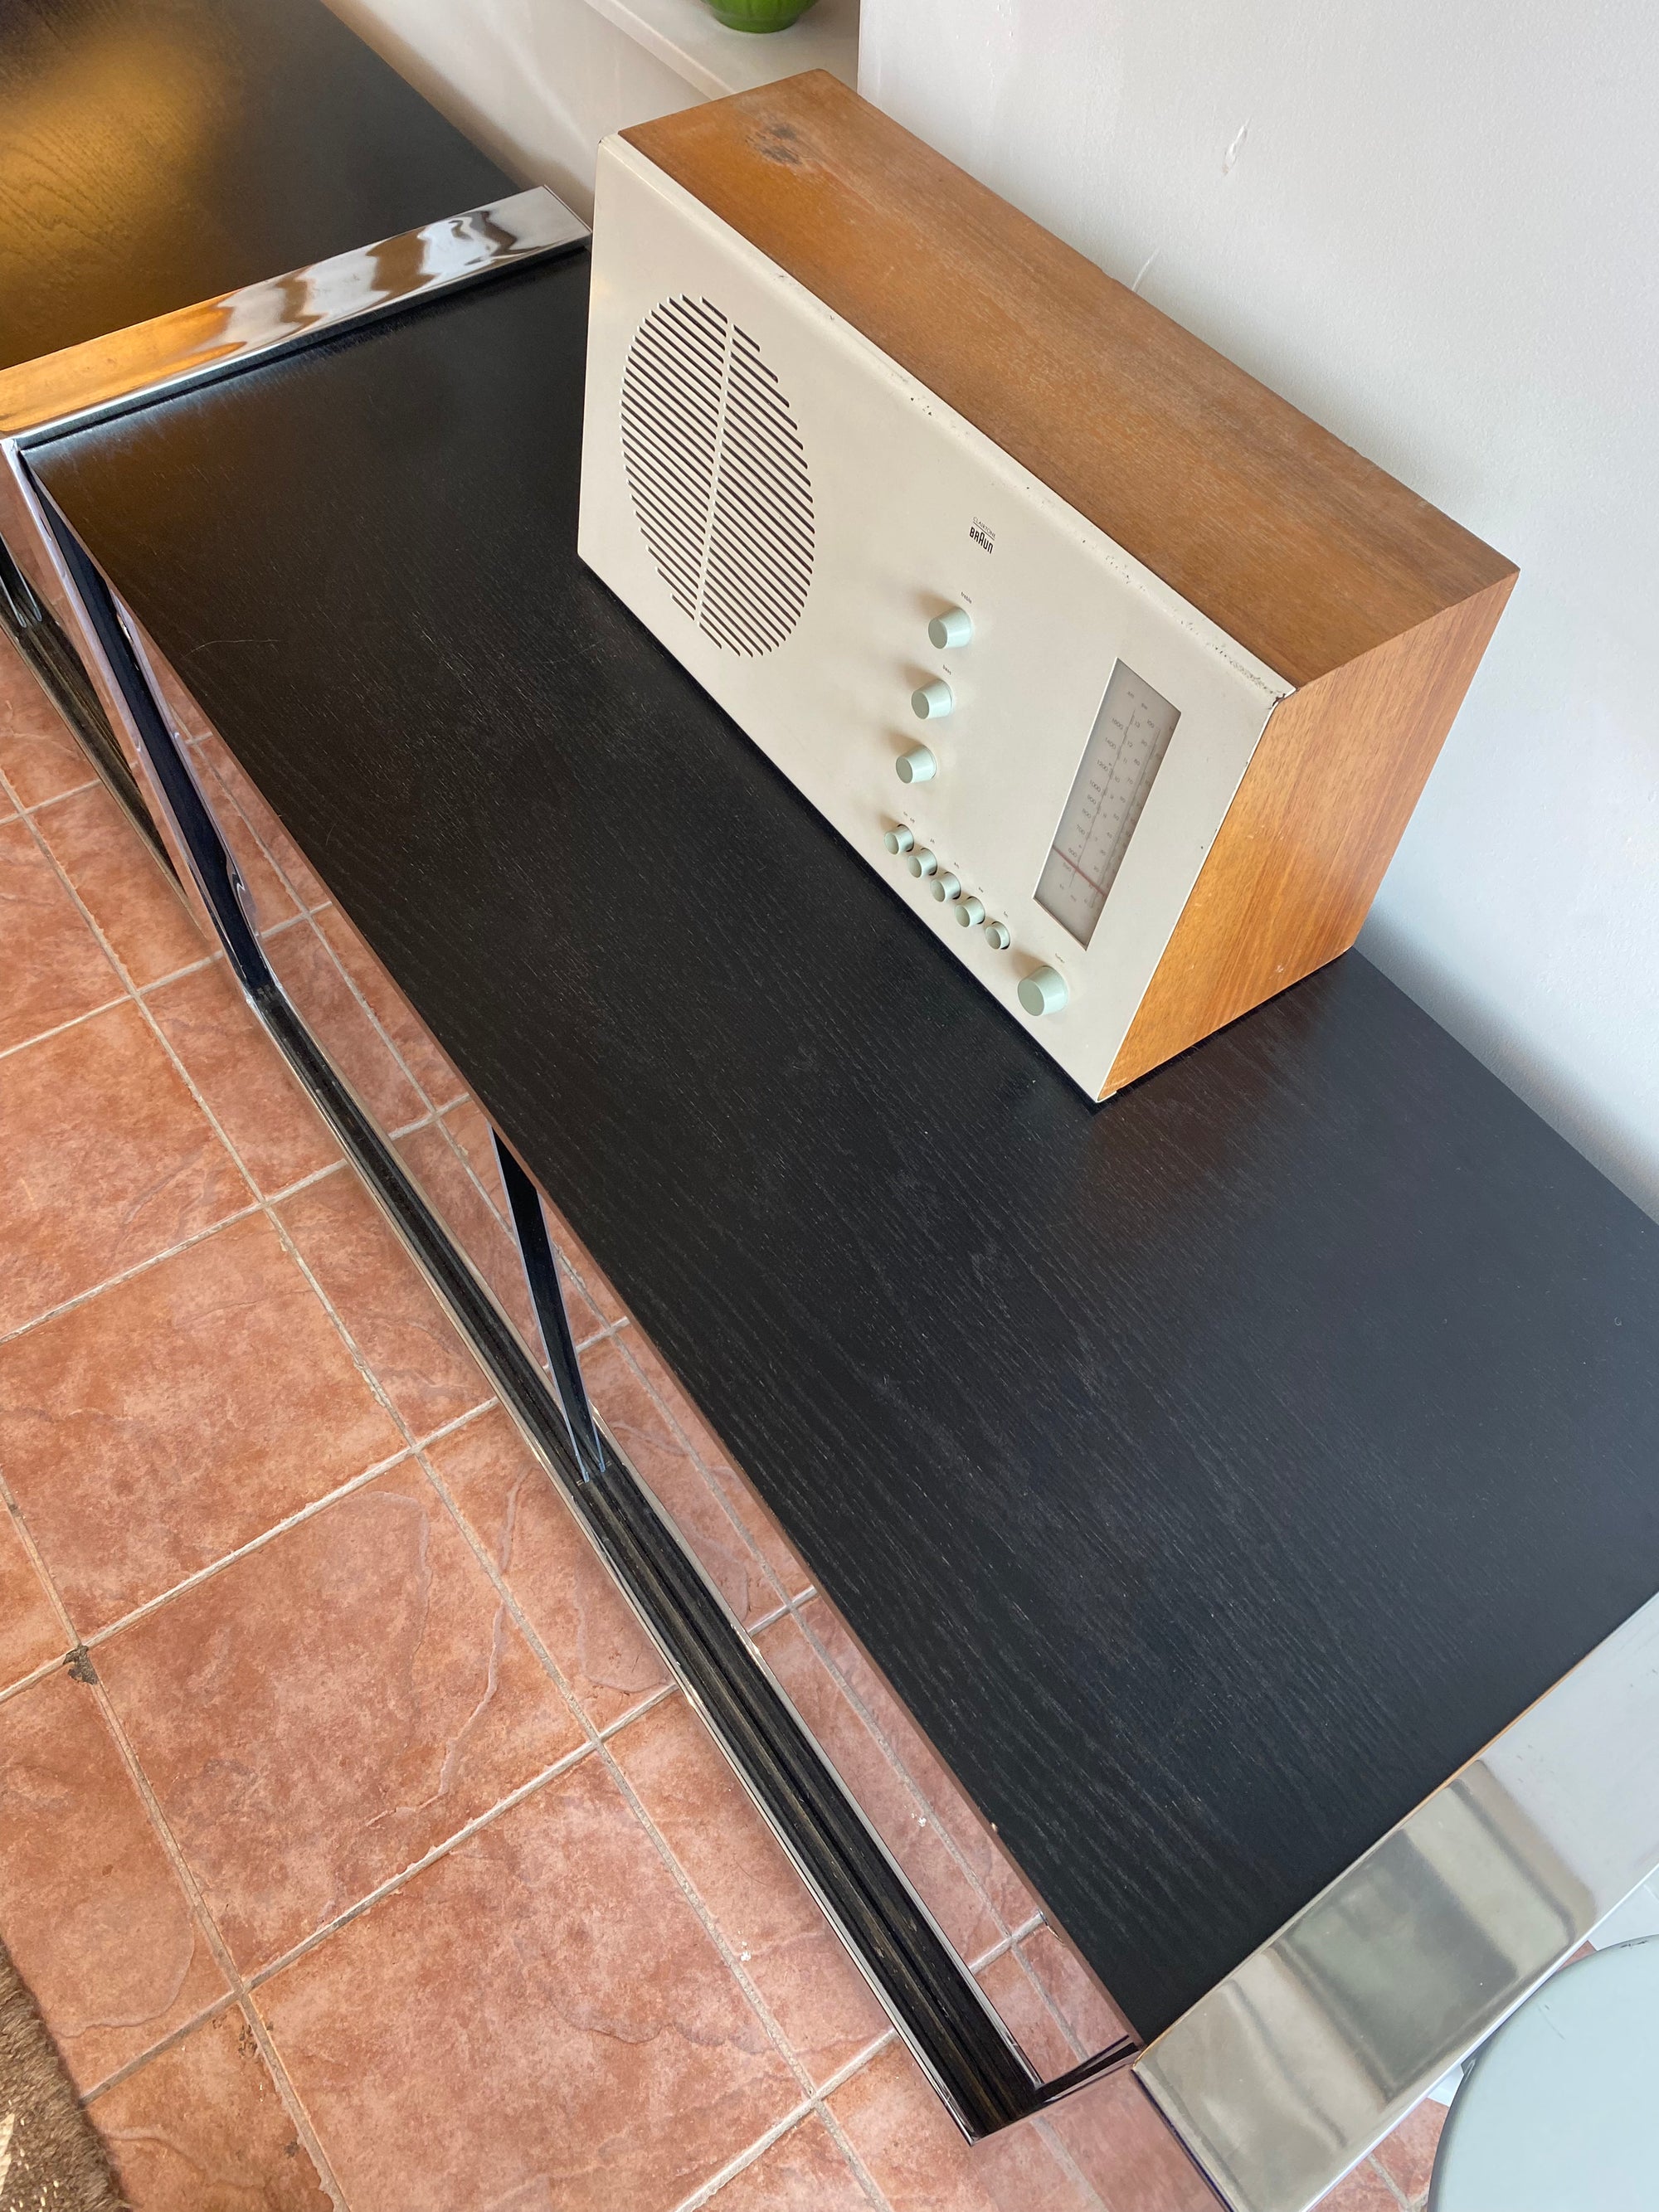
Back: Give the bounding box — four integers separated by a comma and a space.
1017, 965, 1069, 1017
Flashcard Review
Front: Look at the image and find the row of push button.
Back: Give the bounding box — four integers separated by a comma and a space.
883, 826, 1010, 947
881, 827, 1068, 1014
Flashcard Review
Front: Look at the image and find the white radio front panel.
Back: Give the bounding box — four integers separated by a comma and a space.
579, 139, 1291, 1098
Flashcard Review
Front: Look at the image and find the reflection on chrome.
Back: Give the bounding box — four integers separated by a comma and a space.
1136, 1591, 1659, 2212
0, 188, 589, 445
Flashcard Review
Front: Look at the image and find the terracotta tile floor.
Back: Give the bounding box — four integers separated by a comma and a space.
0, 635, 1443, 2209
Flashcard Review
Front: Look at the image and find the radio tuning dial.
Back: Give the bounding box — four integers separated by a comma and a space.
896, 745, 937, 784
906, 847, 939, 878
931, 873, 963, 902
883, 824, 916, 854
911, 679, 954, 721
1018, 965, 1069, 1018
928, 606, 973, 649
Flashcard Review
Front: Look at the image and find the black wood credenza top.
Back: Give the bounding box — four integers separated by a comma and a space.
35, 255, 1659, 2040
0, 0, 508, 373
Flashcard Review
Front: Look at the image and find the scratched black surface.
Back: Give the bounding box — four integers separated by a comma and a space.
0, 0, 508, 372
36, 257, 1659, 2039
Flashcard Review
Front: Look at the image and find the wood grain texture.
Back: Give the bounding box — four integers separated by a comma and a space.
623, 73, 1515, 689
1105, 569, 1518, 1091
36, 260, 1659, 2044
624, 73, 1518, 1082
0, 0, 508, 374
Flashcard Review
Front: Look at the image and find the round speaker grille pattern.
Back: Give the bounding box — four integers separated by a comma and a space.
620, 295, 814, 656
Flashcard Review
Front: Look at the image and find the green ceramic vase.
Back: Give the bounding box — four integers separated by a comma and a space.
704, 0, 819, 30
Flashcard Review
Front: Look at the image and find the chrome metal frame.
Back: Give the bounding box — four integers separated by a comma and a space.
0, 187, 592, 877
0, 193, 1140, 2142
0, 189, 589, 446
1136, 1592, 1659, 2211
6, 180, 1657, 2212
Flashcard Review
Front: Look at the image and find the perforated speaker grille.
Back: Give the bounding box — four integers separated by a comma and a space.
620, 296, 814, 656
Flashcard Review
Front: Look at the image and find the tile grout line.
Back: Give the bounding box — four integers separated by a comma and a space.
3, 698, 1088, 2180
184, 738, 330, 924
603, 1731, 823, 2082
10, 742, 647, 1755
600, 1329, 799, 1625
306, 906, 462, 1122
615, 2030, 910, 2212
6, 746, 616, 1477
967, 1915, 1045, 1976
413, 1393, 909, 2176
789, 1594, 1040, 1961
0, 1646, 72, 1712
410, 1394, 507, 1453
668, 2090, 834, 2212
669, 2033, 902, 2212
0, 1198, 265, 1350
1372, 2155, 1415, 2210
799, 2090, 898, 2212
85, 1680, 354, 2211
5, 688, 923, 2200
80, 1989, 243, 2106
2, 782, 526, 1691
133, 948, 218, 993
254, 908, 313, 944
746, 1588, 814, 1638
0, 1453, 352, 2209
66, 677, 796, 1686
426, 1099, 620, 1347
0, 988, 129, 1064
77, 1451, 416, 1651
244, 1740, 601, 1991
19, 776, 98, 813
254, 1153, 352, 1208
0, 681, 677, 2150
240, 1680, 682, 2000
413, 1042, 1090, 2088
0, 751, 92, 823
1008, 1934, 1094, 2067
780, 1578, 1117, 2068
414, 1441, 648, 1753
1032, 2111, 1115, 2212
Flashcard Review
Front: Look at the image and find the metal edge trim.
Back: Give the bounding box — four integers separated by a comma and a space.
25, 470, 1088, 2142
1135, 1590, 1659, 2212
0, 186, 590, 447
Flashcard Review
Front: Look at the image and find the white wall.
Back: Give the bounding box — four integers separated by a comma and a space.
325, 0, 693, 220
862, 0, 1659, 1218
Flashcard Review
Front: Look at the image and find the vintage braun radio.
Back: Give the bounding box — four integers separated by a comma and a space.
577, 73, 1515, 1099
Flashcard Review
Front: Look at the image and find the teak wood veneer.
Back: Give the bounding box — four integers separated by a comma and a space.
624, 74, 1518, 1093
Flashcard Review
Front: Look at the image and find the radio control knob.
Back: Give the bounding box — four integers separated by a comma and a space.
911, 679, 954, 721
956, 897, 986, 928
883, 824, 916, 854
931, 872, 963, 902
906, 847, 939, 878
983, 920, 1011, 950
1018, 965, 1069, 1017
896, 745, 937, 784
928, 606, 973, 649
